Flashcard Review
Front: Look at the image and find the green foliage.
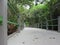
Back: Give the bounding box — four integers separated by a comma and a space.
25, 0, 60, 26
8, 0, 33, 24
15, 0, 33, 5
30, 4, 48, 11
8, 0, 19, 23
8, 0, 60, 27
0, 16, 3, 25
29, 4, 48, 17
46, 0, 59, 14
24, 4, 49, 26
32, 4, 48, 17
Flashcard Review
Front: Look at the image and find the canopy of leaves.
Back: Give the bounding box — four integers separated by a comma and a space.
25, 0, 60, 26
8, 0, 34, 23
24, 3, 49, 26
15, 0, 33, 5
8, 0, 60, 27
30, 4, 48, 13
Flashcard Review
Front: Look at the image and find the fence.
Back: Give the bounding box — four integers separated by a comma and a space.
28, 15, 58, 31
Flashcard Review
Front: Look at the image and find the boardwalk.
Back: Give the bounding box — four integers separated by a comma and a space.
8, 27, 60, 45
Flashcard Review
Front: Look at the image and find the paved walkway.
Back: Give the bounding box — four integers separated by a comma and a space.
8, 27, 60, 45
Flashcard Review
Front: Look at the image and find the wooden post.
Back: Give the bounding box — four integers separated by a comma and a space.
45, 17, 48, 30
17, 15, 20, 33
46, 21, 48, 30
58, 16, 60, 32
41, 22, 42, 29
0, 0, 7, 45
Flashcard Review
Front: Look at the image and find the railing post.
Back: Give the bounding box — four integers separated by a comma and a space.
17, 15, 20, 33
0, 0, 7, 45
58, 16, 60, 32
41, 22, 42, 29
46, 21, 48, 30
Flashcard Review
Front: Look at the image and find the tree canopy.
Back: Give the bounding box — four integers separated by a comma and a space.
8, 0, 60, 27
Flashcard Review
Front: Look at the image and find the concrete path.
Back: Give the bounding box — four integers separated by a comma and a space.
8, 27, 60, 45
